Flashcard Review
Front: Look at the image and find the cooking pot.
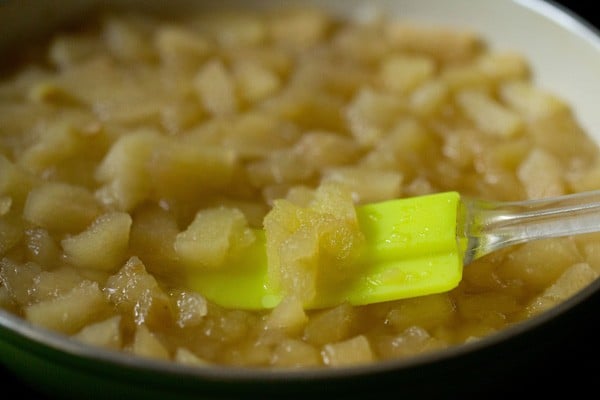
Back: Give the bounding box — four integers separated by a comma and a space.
1, 0, 600, 398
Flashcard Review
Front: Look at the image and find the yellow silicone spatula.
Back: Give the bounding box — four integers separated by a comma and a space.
188, 190, 600, 310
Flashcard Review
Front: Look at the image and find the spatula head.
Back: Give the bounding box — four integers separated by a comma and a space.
348, 191, 463, 306
187, 191, 463, 310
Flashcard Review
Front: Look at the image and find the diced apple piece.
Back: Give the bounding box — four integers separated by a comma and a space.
526, 263, 599, 317
174, 206, 255, 270
0, 196, 11, 216
195, 11, 266, 47
48, 34, 103, 69
73, 315, 122, 349
321, 335, 374, 367
175, 348, 210, 366
95, 129, 159, 211
292, 131, 361, 170
455, 89, 523, 137
569, 159, 600, 193
246, 149, 313, 187
273, 214, 319, 299
160, 97, 205, 135
264, 183, 364, 304
268, 8, 330, 48
409, 79, 449, 116
528, 109, 598, 166
576, 232, 600, 273
24, 228, 61, 268
386, 23, 482, 63
265, 296, 308, 333
271, 339, 321, 368
193, 59, 238, 116
130, 324, 170, 360
346, 88, 405, 146
303, 303, 356, 346
129, 204, 180, 278
23, 182, 101, 233
105, 256, 173, 328
171, 289, 208, 328
380, 54, 435, 94
62, 211, 132, 271
0, 213, 24, 256
149, 139, 236, 201
220, 112, 299, 160
375, 326, 445, 359
234, 60, 281, 104
0, 155, 34, 207
385, 294, 456, 332
517, 149, 565, 199
31, 266, 87, 303
456, 292, 519, 328
477, 52, 529, 81
441, 64, 490, 92
322, 166, 402, 204
155, 25, 212, 70
0, 259, 42, 305
499, 80, 566, 121
361, 118, 437, 175
24, 280, 112, 334
497, 238, 583, 291
103, 15, 155, 62
0, 285, 15, 312
17, 109, 110, 186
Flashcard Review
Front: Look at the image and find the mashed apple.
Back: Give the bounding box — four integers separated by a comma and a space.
1, 6, 600, 368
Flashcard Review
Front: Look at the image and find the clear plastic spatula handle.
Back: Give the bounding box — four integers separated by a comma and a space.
460, 189, 600, 265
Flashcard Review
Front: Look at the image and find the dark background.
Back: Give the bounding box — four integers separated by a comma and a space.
553, 2, 598, 30
1, 1, 600, 399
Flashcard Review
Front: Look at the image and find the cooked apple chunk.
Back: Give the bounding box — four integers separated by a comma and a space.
62, 211, 132, 271
95, 130, 158, 211
321, 335, 374, 367
24, 280, 112, 334
175, 206, 255, 270
525, 263, 599, 317
23, 182, 102, 233
175, 348, 210, 366
130, 324, 170, 360
105, 256, 172, 328
264, 183, 365, 305
73, 315, 123, 349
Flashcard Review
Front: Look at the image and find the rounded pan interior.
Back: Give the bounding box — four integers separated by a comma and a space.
2, 0, 600, 398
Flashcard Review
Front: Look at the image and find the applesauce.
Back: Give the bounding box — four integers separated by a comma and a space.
1, 6, 600, 368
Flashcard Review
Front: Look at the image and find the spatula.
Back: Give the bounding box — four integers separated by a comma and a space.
187, 190, 600, 310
